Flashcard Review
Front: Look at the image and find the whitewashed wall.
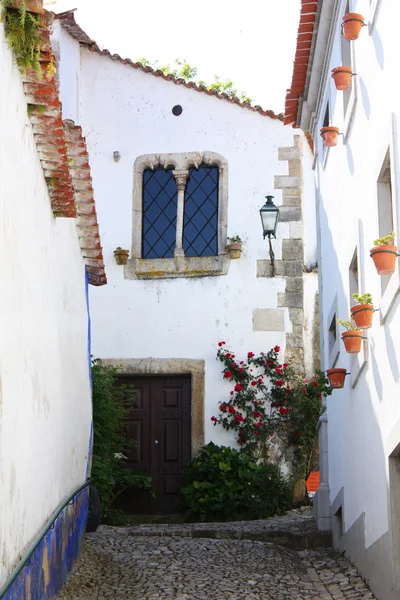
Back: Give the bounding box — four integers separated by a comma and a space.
0, 25, 92, 584
312, 0, 400, 596
51, 17, 317, 448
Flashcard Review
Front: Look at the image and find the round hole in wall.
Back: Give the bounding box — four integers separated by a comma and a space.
172, 105, 183, 116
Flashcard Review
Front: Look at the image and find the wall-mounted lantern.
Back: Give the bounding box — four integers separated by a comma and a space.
260, 195, 279, 276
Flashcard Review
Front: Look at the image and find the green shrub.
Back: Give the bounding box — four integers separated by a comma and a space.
179, 442, 292, 521
91, 359, 153, 522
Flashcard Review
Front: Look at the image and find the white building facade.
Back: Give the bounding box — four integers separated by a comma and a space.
53, 10, 318, 514
287, 0, 400, 598
0, 7, 106, 598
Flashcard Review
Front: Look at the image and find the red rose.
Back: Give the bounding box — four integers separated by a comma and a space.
269, 432, 274, 437
220, 404, 227, 412
276, 368, 282, 375
226, 353, 231, 358
234, 414, 243, 422
257, 379, 263, 384
238, 405, 242, 409
234, 383, 243, 392
228, 405, 236, 414
283, 363, 288, 368
253, 411, 261, 418
313, 381, 318, 387
238, 439, 243, 444
286, 386, 291, 391
251, 380, 257, 387
224, 370, 232, 378
248, 352, 255, 358
232, 362, 237, 367
240, 361, 244, 365
255, 422, 261, 428
231, 355, 235, 358
271, 403, 276, 408
239, 368, 245, 373
211, 416, 217, 422
302, 388, 308, 394
274, 345, 280, 352
274, 380, 284, 387
279, 407, 285, 414
266, 360, 274, 366
255, 431, 259, 436
218, 342, 223, 347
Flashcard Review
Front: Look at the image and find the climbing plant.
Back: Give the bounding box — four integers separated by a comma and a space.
212, 343, 332, 480
136, 57, 253, 104
1, 0, 44, 75
91, 359, 153, 522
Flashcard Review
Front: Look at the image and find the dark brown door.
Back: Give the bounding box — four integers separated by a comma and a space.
116, 375, 191, 514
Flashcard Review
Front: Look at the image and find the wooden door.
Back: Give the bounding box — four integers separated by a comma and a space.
116, 375, 191, 514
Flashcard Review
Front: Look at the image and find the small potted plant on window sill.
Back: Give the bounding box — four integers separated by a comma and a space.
331, 66, 353, 91
337, 318, 363, 354
225, 236, 242, 259
326, 368, 348, 389
351, 293, 374, 329
370, 231, 398, 275
114, 247, 129, 265
320, 127, 340, 147
341, 12, 365, 41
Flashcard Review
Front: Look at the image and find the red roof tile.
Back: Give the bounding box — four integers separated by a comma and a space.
284, 0, 318, 152
54, 10, 284, 121
20, 11, 106, 285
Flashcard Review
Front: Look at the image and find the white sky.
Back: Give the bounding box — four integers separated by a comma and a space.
48, 0, 300, 113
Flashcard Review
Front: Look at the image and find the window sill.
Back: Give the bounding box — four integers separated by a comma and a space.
124, 255, 229, 280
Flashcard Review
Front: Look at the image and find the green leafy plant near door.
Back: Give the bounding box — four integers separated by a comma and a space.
1, 0, 44, 75
91, 359, 153, 523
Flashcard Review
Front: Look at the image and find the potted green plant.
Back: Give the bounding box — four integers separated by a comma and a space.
337, 318, 363, 354
225, 235, 242, 259
114, 247, 129, 265
351, 293, 374, 329
370, 232, 398, 275
326, 368, 348, 389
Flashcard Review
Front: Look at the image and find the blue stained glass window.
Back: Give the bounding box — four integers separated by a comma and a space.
183, 166, 218, 257
142, 168, 177, 258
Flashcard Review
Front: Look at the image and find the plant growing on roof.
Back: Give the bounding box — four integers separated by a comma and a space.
1, 0, 45, 76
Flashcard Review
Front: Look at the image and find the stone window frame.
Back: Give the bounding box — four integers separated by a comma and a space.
125, 151, 229, 280
100, 358, 205, 457
340, 0, 359, 144
377, 115, 400, 322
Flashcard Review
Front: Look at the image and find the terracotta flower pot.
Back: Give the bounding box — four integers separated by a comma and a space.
341, 330, 363, 354
226, 242, 242, 259
370, 244, 398, 275
320, 127, 340, 147
331, 66, 353, 91
326, 368, 347, 389
9, 0, 44, 13
350, 304, 374, 329
114, 249, 129, 265
342, 13, 365, 40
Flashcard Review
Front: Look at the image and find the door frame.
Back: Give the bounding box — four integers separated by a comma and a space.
100, 358, 205, 456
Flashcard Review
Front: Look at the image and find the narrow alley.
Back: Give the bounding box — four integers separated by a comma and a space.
56, 509, 374, 600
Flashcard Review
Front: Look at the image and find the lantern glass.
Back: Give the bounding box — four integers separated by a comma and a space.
260, 196, 279, 238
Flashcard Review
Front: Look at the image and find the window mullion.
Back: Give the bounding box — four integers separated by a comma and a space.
172, 169, 189, 258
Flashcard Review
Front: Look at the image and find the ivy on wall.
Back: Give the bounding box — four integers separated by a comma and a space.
1, 0, 44, 75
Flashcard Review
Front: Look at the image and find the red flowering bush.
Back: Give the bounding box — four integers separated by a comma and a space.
212, 343, 332, 477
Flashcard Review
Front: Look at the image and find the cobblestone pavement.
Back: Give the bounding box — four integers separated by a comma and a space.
57, 509, 375, 600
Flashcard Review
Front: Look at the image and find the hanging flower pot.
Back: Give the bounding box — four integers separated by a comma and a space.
320, 127, 340, 147
331, 66, 353, 91
351, 304, 374, 329
341, 330, 363, 354
341, 13, 365, 40
351, 293, 374, 329
370, 244, 398, 275
326, 368, 348, 389
114, 248, 129, 265
370, 232, 398, 275
225, 236, 242, 259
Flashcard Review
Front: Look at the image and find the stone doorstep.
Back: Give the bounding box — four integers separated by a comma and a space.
126, 526, 332, 551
